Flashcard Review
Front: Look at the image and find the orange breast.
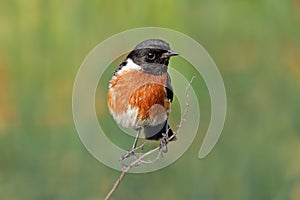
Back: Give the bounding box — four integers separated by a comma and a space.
108, 70, 171, 127
129, 83, 170, 120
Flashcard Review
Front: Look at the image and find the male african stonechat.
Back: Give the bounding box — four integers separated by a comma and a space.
107, 39, 179, 154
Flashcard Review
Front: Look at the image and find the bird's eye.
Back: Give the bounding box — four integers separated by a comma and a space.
147, 52, 156, 60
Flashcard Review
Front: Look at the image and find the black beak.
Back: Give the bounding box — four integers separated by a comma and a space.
162, 50, 180, 58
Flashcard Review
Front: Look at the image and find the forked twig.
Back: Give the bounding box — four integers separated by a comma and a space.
105, 76, 195, 200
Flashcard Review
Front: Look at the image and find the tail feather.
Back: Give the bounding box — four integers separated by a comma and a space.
144, 120, 175, 140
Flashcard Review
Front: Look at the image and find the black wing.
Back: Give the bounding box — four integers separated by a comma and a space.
165, 73, 173, 102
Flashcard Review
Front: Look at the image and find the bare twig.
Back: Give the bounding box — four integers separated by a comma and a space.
169, 75, 195, 139
105, 147, 160, 200
119, 143, 145, 169
104, 76, 195, 200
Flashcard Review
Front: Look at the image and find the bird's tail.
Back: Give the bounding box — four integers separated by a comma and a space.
144, 120, 176, 141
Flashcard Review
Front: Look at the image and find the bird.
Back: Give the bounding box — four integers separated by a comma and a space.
107, 39, 179, 154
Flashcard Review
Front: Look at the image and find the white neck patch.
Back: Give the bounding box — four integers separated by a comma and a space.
115, 58, 141, 76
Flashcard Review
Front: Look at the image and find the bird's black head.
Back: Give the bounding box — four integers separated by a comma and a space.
126, 39, 179, 75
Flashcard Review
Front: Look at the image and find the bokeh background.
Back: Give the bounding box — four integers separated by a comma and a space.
1, 0, 300, 199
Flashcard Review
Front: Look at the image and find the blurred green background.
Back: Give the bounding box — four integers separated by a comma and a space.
1, 0, 300, 199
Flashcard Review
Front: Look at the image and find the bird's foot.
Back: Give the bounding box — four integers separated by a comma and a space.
119, 145, 144, 170
159, 134, 169, 155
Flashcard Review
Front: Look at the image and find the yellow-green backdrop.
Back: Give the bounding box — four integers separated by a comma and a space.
0, 0, 300, 199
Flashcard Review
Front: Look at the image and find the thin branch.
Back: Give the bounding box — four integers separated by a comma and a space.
105, 76, 195, 200
105, 147, 160, 200
169, 75, 195, 139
